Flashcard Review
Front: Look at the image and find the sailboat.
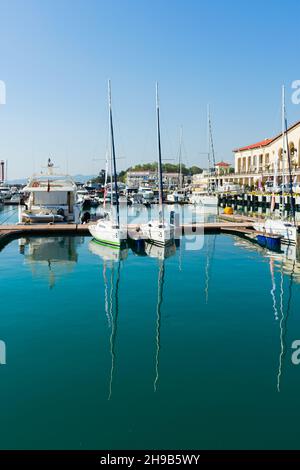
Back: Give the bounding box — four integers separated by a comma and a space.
190, 105, 218, 207
140, 83, 175, 245
88, 81, 127, 248
254, 86, 298, 246
167, 126, 186, 203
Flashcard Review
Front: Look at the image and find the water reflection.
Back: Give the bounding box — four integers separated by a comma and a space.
88, 240, 128, 262
232, 235, 298, 392
88, 237, 176, 397
88, 241, 126, 400
19, 237, 84, 288
204, 235, 217, 304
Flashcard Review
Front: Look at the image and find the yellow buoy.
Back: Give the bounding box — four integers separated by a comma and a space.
224, 207, 233, 215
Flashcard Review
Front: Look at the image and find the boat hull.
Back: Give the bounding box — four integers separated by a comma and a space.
21, 212, 64, 223
88, 222, 127, 247
253, 220, 298, 245
256, 234, 282, 251
190, 194, 218, 206
140, 221, 175, 246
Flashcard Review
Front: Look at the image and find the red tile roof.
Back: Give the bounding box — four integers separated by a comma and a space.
234, 138, 273, 152
233, 119, 300, 153
215, 161, 231, 167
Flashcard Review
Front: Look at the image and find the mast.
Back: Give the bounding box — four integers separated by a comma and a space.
207, 104, 216, 192
284, 98, 296, 224
281, 85, 286, 190
156, 83, 164, 224
207, 104, 211, 173
178, 126, 183, 190
108, 80, 120, 227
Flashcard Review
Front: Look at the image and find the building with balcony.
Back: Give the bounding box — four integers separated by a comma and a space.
233, 120, 300, 188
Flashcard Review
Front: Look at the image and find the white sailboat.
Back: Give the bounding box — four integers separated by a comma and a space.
190, 104, 218, 207
254, 86, 298, 245
88, 81, 127, 248
167, 126, 186, 203
140, 83, 175, 245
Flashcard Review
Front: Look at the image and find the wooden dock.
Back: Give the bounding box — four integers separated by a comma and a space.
0, 220, 256, 249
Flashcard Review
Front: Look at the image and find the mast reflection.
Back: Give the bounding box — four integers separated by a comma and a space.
88, 240, 127, 400
144, 241, 176, 392
232, 235, 298, 391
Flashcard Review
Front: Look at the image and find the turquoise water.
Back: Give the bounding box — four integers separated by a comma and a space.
1, 233, 300, 450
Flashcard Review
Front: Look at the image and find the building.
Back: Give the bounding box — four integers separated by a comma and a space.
192, 171, 209, 191
126, 171, 156, 189
215, 161, 232, 175
126, 170, 182, 189
233, 120, 300, 187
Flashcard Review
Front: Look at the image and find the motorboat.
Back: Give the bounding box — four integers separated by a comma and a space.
190, 192, 218, 207
167, 190, 186, 203
19, 159, 80, 224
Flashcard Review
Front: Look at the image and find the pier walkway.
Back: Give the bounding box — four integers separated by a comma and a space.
0, 220, 256, 249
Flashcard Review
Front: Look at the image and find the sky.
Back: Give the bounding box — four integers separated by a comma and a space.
1, 0, 300, 179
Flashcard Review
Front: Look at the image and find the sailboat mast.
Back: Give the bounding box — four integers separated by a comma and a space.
207, 104, 211, 173
108, 80, 120, 227
282, 85, 286, 188
179, 126, 183, 190
156, 83, 164, 223
207, 105, 216, 192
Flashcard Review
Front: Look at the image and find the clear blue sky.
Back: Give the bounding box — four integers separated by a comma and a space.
1, 0, 300, 179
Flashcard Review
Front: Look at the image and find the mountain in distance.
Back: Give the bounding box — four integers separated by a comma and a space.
8, 174, 96, 185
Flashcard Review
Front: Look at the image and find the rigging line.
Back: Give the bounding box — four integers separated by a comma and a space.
154, 259, 165, 393
0, 208, 18, 225
209, 114, 216, 169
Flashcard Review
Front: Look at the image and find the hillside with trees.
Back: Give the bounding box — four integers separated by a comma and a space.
91, 163, 203, 184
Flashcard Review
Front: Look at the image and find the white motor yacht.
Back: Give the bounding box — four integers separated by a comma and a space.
19, 159, 80, 224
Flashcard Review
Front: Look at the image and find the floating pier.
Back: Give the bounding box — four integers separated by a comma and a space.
1, 218, 298, 251
0, 220, 255, 249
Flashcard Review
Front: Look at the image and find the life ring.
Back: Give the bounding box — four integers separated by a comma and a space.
32, 181, 40, 188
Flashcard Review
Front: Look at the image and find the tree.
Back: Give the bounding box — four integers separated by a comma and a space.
189, 166, 203, 175
91, 169, 106, 185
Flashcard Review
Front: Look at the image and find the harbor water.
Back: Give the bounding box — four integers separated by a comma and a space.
1, 229, 300, 449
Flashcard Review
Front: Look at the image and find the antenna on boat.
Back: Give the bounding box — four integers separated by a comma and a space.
156, 82, 164, 225
108, 80, 120, 227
